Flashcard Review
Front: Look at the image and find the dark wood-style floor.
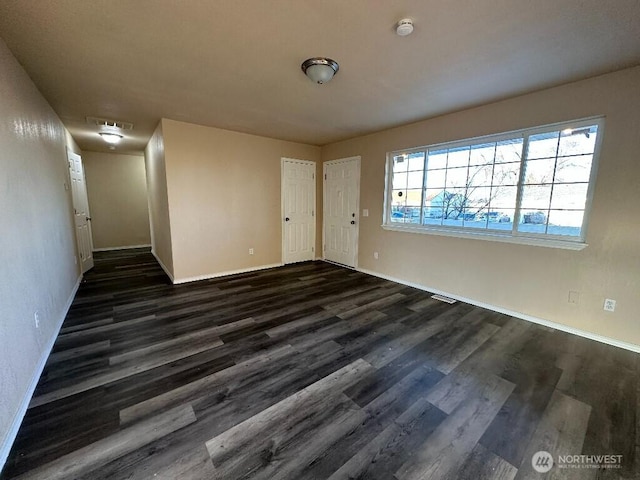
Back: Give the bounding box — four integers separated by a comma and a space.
2, 249, 638, 479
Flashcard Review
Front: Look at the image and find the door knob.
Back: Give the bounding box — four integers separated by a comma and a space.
285, 217, 290, 221
350, 220, 355, 225
86, 217, 92, 221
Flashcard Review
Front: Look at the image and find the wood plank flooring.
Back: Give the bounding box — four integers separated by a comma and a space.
1, 248, 638, 479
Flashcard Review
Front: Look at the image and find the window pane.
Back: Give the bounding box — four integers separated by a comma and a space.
392, 172, 407, 190
466, 186, 492, 210
391, 189, 406, 208
490, 185, 517, 208
390, 187, 406, 223
487, 209, 514, 231
393, 155, 408, 173
495, 138, 523, 163
554, 155, 593, 183
423, 207, 443, 225
550, 183, 588, 210
547, 210, 584, 236
447, 147, 470, 168
524, 158, 556, 184
427, 150, 447, 170
424, 188, 444, 224
391, 188, 421, 223
442, 189, 466, 220
558, 126, 597, 156
407, 170, 424, 189
463, 209, 488, 229
527, 131, 559, 159
404, 206, 422, 224
519, 211, 548, 232
446, 167, 468, 188
408, 152, 426, 171
470, 143, 495, 166
424, 188, 444, 203
493, 162, 521, 186
425, 169, 446, 189
468, 165, 493, 187
521, 184, 552, 209
405, 189, 423, 206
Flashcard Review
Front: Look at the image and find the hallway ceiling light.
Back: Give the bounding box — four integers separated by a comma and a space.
99, 132, 123, 144
301, 57, 339, 84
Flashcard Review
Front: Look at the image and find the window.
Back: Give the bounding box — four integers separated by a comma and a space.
384, 117, 603, 249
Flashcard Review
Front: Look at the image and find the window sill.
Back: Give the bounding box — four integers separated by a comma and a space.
381, 224, 588, 250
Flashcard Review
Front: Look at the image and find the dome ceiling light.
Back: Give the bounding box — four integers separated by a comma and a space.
301, 57, 339, 84
99, 132, 123, 144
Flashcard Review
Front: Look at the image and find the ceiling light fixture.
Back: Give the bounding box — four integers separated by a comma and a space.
99, 132, 123, 144
301, 57, 339, 84
396, 18, 414, 36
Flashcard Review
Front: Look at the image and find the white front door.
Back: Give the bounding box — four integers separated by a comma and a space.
323, 156, 360, 267
67, 149, 94, 273
282, 158, 316, 264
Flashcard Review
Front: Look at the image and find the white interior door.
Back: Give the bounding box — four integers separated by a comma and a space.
67, 149, 94, 273
282, 158, 316, 264
323, 156, 360, 267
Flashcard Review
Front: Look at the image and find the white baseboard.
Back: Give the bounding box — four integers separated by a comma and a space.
93, 244, 151, 252
356, 266, 640, 354
151, 250, 175, 283
173, 263, 283, 285
0, 275, 82, 471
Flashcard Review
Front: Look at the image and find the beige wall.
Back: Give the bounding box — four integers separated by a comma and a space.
0, 39, 80, 466
83, 151, 151, 250
144, 122, 174, 278
322, 66, 640, 348
161, 118, 321, 281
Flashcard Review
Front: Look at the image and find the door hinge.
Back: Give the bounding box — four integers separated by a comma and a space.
324, 173, 327, 180
312, 247, 314, 253
312, 173, 315, 179
312, 210, 314, 216
323, 244, 326, 250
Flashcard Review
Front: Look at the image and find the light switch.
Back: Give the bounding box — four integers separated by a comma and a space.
362, 209, 369, 217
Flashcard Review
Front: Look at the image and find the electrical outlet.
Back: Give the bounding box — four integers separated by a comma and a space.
34, 311, 40, 328
604, 298, 616, 312
249, 248, 254, 255
373, 252, 379, 260
568, 290, 579, 305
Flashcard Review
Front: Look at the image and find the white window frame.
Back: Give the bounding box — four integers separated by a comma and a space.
382, 116, 605, 250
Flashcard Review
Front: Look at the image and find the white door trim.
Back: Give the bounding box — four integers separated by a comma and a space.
323, 156, 361, 268
281, 157, 316, 264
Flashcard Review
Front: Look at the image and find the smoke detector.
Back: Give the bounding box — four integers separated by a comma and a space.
396, 18, 414, 36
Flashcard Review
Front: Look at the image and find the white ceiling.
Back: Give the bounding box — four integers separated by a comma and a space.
1, 0, 639, 153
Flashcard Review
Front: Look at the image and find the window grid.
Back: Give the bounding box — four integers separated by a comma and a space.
385, 117, 603, 244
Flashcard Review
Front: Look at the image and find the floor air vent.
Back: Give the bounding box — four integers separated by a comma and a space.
431, 294, 457, 304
